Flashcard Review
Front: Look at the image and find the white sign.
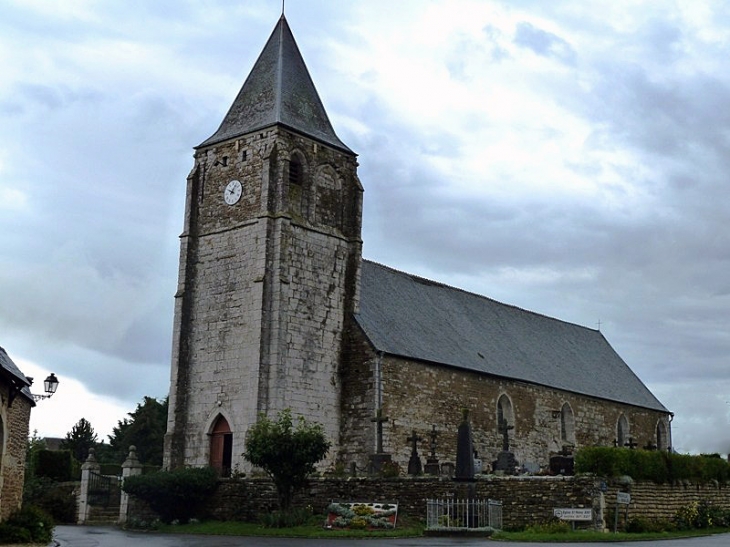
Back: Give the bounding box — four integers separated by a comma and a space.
617, 492, 631, 504
554, 508, 593, 521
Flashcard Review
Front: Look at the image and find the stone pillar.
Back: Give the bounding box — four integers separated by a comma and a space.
77, 448, 100, 524
119, 445, 143, 524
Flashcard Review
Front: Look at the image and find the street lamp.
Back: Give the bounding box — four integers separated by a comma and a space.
31, 373, 59, 402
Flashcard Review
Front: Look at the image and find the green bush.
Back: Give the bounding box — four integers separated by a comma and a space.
35, 450, 73, 482
122, 467, 218, 524
575, 447, 730, 483
23, 476, 77, 524
0, 506, 54, 544
0, 522, 32, 544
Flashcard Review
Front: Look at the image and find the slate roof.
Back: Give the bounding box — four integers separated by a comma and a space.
355, 260, 668, 413
198, 15, 353, 154
0, 346, 34, 404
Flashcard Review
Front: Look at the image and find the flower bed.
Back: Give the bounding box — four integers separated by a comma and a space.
325, 502, 398, 529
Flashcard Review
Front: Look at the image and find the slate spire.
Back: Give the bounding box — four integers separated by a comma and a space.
199, 15, 352, 153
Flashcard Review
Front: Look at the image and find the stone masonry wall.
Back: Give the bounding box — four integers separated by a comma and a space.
165, 126, 362, 473
339, 331, 668, 473
0, 387, 32, 521
380, 357, 667, 471
169, 475, 730, 530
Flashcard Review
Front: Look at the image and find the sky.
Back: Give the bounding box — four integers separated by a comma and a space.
1, 0, 729, 455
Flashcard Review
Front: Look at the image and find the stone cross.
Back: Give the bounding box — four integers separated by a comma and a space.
428, 425, 439, 459
643, 441, 657, 451
371, 408, 389, 454
625, 437, 638, 450
408, 430, 423, 456
498, 416, 514, 452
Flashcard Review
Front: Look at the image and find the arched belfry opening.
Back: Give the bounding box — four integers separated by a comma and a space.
209, 415, 233, 477
288, 153, 306, 217
617, 414, 629, 447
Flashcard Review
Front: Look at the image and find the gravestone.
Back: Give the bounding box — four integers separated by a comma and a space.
454, 409, 475, 481
424, 425, 441, 475
406, 430, 423, 475
493, 416, 519, 474
549, 445, 574, 475
368, 408, 392, 473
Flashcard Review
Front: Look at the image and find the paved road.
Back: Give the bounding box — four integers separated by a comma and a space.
51, 525, 730, 547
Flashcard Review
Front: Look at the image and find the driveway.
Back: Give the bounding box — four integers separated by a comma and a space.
51, 525, 730, 547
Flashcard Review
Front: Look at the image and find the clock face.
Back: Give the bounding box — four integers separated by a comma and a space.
224, 180, 242, 205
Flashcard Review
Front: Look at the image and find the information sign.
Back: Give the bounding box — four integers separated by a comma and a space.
553, 508, 593, 521
616, 492, 631, 504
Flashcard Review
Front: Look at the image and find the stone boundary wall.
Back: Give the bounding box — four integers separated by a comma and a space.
206, 476, 599, 529
128, 475, 730, 530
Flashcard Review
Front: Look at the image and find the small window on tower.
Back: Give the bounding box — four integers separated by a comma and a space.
289, 157, 303, 186
241, 150, 248, 162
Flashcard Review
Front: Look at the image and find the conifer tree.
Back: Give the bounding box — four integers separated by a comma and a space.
60, 418, 98, 462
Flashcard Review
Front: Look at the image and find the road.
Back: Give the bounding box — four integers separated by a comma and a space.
50, 526, 730, 547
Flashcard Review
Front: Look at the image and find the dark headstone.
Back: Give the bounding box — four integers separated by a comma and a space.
407, 430, 423, 475
454, 410, 475, 481
494, 451, 519, 474
549, 454, 574, 475
368, 453, 392, 474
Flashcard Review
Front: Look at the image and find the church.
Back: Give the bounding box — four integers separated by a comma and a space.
163, 15, 671, 476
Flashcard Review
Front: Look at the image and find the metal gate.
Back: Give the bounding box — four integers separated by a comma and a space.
88, 471, 114, 507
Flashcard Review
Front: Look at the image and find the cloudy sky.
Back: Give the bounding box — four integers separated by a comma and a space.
1, 0, 728, 454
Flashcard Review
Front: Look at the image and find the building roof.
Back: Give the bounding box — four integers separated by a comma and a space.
0, 346, 34, 405
355, 260, 668, 413
198, 15, 353, 154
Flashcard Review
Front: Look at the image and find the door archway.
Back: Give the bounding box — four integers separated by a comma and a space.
209, 415, 233, 477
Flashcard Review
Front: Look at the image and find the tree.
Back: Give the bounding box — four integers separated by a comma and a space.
108, 396, 168, 465
244, 409, 331, 510
60, 418, 97, 462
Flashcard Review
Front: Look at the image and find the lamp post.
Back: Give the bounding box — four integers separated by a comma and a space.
32, 373, 59, 402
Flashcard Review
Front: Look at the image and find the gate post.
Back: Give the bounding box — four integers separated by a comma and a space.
78, 449, 101, 524
119, 445, 143, 524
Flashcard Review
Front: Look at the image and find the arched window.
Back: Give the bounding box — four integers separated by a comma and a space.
560, 402, 575, 447
497, 394, 514, 430
209, 415, 233, 477
616, 414, 629, 448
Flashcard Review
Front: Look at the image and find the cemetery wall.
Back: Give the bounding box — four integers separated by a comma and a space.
188, 475, 730, 530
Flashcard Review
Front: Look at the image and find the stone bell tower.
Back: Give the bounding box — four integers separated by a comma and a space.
163, 15, 363, 473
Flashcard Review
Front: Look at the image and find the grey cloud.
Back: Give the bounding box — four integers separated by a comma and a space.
514, 21, 576, 65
